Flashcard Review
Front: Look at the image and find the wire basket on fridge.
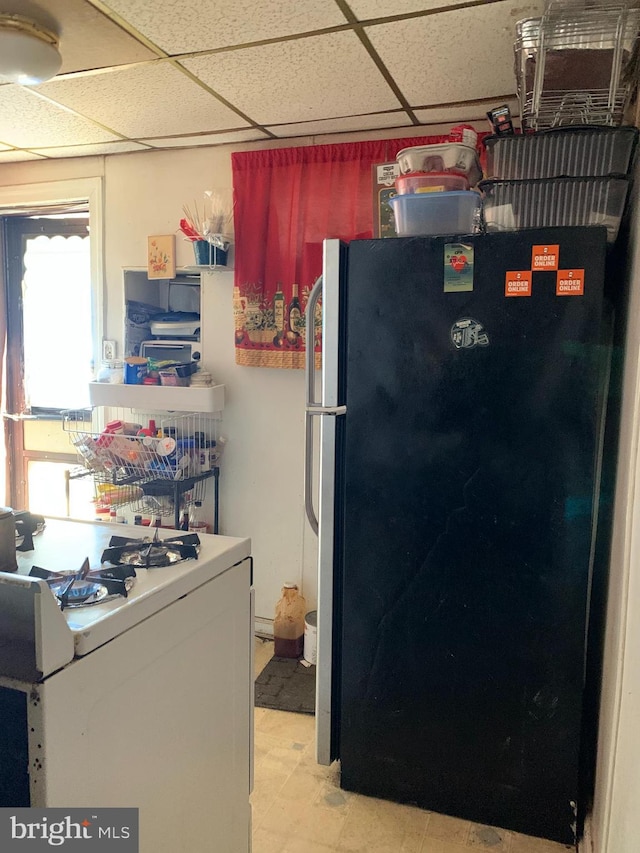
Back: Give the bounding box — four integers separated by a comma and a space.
515, 1, 640, 130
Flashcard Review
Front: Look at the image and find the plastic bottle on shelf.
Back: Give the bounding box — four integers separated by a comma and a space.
273, 583, 307, 659
205, 440, 215, 468
194, 432, 208, 473
137, 419, 157, 438
188, 501, 208, 534
208, 436, 225, 468
180, 493, 192, 531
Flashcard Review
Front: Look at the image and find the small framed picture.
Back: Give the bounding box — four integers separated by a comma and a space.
147, 235, 176, 279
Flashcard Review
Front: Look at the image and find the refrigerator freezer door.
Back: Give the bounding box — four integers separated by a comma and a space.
337, 229, 609, 844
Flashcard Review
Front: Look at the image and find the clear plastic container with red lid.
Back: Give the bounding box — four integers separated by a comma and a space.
395, 172, 469, 195
396, 142, 482, 186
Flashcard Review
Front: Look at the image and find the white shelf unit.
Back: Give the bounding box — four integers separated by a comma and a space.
89, 382, 225, 413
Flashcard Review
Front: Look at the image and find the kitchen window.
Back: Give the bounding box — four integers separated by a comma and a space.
15, 217, 92, 411
3, 215, 94, 517
0, 177, 104, 515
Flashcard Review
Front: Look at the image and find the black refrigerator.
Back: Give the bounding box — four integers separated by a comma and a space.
304, 228, 613, 846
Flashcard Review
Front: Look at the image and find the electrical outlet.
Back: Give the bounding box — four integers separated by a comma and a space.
102, 340, 116, 361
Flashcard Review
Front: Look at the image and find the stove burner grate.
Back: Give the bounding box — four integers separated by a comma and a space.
30, 558, 136, 609
101, 529, 200, 569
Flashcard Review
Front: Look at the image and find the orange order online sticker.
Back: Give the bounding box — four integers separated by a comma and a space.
556, 269, 585, 296
505, 270, 532, 297
532, 244, 559, 271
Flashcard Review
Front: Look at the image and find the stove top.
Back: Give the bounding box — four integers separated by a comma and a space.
2, 517, 250, 671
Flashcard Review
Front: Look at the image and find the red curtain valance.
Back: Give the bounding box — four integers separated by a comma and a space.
231, 134, 480, 368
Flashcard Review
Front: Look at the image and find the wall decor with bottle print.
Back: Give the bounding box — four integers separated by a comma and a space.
233, 280, 321, 370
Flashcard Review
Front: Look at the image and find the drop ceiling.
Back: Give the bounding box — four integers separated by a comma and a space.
0, 0, 544, 162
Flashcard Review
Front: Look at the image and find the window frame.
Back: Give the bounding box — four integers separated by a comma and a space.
0, 178, 103, 511
0, 177, 104, 375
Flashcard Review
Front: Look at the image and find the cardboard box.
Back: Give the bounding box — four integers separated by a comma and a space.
372, 162, 400, 238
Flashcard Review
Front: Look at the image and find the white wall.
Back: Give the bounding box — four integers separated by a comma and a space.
0, 121, 470, 624
104, 147, 309, 623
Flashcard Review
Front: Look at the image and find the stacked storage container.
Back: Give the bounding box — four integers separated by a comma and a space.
389, 141, 483, 237
479, 125, 638, 243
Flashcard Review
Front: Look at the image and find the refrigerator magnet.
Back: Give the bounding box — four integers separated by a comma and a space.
505, 270, 532, 297
557, 269, 585, 296
532, 244, 559, 271
444, 243, 474, 292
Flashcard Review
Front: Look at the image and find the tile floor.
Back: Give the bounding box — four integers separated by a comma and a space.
252, 638, 573, 853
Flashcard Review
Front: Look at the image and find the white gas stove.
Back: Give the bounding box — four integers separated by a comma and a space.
0, 517, 253, 852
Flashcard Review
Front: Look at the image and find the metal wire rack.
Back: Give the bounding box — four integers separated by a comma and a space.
62, 408, 223, 529
515, 1, 640, 129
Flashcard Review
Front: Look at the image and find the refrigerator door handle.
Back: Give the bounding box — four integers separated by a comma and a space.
305, 407, 346, 534
305, 274, 324, 409
305, 275, 324, 535
306, 405, 347, 416
304, 411, 319, 535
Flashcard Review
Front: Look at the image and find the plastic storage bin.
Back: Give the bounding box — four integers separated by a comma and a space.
483, 126, 638, 179
389, 191, 481, 237
396, 143, 482, 186
395, 171, 469, 194
480, 175, 630, 243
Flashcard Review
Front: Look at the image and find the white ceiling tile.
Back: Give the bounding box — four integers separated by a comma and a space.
36, 62, 250, 138
100, 0, 348, 54
0, 0, 543, 157
0, 150, 46, 162
5, 0, 159, 75
348, 0, 473, 17
30, 141, 150, 158
0, 86, 120, 148
365, 0, 545, 106
183, 31, 401, 125
268, 112, 414, 137
145, 130, 271, 148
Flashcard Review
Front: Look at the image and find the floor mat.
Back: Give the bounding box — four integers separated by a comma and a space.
255, 656, 316, 714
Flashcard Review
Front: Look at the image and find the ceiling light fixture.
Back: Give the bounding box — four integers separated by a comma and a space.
0, 14, 62, 86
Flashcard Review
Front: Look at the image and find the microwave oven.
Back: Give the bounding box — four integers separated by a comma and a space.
139, 340, 200, 363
